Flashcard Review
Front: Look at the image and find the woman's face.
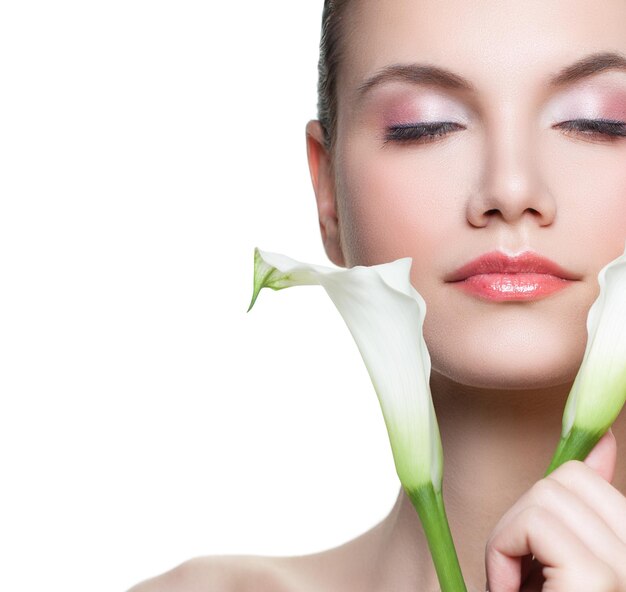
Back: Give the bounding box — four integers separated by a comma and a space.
316, 0, 626, 389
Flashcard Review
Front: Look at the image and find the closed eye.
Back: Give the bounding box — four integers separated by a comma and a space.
383, 122, 463, 145
553, 119, 626, 141
382, 118, 626, 147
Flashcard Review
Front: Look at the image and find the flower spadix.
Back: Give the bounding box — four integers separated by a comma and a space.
249, 247, 467, 591
547, 241, 626, 474
248, 247, 442, 491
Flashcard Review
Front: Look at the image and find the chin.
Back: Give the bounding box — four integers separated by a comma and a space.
429, 332, 585, 391
436, 360, 577, 391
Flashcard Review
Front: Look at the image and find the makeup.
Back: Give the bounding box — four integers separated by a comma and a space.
453, 273, 572, 301
542, 81, 626, 126
446, 251, 580, 302
363, 85, 471, 129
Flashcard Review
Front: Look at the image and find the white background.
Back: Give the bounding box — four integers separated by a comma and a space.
0, 2, 400, 590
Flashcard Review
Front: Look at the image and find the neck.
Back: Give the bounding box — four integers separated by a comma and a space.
364, 371, 626, 591
428, 371, 569, 588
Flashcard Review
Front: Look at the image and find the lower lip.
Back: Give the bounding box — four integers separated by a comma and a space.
451, 273, 573, 301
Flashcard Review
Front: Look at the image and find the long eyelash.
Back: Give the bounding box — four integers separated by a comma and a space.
557, 119, 626, 138
383, 122, 462, 145
382, 119, 626, 147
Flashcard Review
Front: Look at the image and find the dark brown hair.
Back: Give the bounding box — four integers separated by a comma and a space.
317, 0, 352, 153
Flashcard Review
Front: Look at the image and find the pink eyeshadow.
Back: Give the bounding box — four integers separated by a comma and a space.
382, 103, 425, 126
562, 82, 626, 119
602, 94, 626, 119
365, 86, 467, 127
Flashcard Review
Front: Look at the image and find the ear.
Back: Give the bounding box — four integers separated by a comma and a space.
305, 120, 346, 267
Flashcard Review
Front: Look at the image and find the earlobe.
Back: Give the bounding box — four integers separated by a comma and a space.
305, 120, 346, 268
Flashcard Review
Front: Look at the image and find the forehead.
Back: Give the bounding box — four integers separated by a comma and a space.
338, 0, 626, 104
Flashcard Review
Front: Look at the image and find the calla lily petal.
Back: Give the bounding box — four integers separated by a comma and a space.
547, 239, 626, 473
249, 247, 441, 490
249, 247, 467, 591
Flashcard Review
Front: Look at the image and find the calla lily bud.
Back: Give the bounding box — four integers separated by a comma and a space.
249, 247, 467, 592
547, 240, 626, 474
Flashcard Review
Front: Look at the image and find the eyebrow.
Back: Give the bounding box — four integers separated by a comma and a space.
355, 51, 626, 101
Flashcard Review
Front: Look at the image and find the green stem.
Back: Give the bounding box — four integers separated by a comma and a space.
406, 483, 467, 592
545, 425, 605, 476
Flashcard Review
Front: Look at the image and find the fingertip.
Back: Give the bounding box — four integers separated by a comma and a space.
485, 547, 522, 592
583, 429, 617, 482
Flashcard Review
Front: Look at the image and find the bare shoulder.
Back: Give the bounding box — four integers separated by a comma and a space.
126, 554, 316, 592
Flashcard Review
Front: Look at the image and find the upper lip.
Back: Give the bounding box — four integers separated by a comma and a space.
445, 250, 582, 282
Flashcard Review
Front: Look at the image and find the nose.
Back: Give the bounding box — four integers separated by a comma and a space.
466, 116, 556, 228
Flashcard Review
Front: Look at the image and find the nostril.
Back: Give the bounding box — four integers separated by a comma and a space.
525, 207, 542, 218
485, 207, 540, 218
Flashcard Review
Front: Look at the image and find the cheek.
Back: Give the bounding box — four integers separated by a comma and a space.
336, 140, 469, 268
548, 143, 626, 266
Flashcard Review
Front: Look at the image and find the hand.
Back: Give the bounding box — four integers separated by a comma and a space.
484, 428, 626, 592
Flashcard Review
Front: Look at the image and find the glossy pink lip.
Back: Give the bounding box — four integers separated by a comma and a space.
445, 251, 581, 302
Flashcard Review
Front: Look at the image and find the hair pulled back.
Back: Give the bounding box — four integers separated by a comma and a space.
317, 0, 351, 153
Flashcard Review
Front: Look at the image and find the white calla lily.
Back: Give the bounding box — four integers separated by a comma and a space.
547, 240, 626, 474
249, 247, 467, 592
249, 248, 440, 489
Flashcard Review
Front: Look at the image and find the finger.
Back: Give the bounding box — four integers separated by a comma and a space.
490, 454, 626, 552
486, 506, 618, 592
533, 477, 626, 579
583, 428, 617, 483
485, 556, 537, 592
548, 458, 626, 542
488, 476, 626, 587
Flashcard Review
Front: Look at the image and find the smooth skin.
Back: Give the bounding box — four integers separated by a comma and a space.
128, 420, 625, 592
483, 429, 624, 591
130, 1, 626, 590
